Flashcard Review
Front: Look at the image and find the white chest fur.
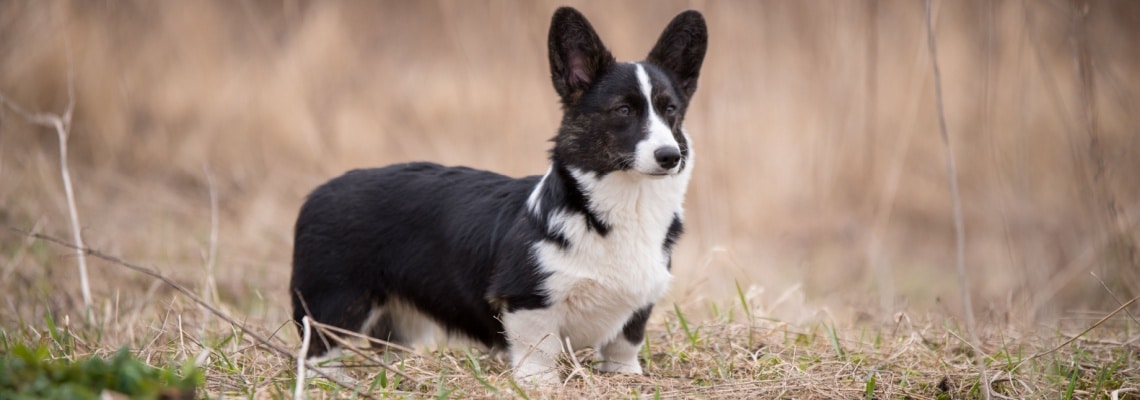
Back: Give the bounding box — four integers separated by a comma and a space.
529, 156, 692, 349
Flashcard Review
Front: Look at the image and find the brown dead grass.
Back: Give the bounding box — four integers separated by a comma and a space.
1, 1, 1139, 398
5, 245, 1136, 398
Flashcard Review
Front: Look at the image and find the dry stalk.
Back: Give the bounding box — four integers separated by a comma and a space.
304, 320, 421, 384
1090, 272, 1140, 326
302, 320, 414, 353
1011, 294, 1140, 373
0, 51, 92, 316
294, 316, 312, 400
923, 1, 989, 398
1113, 388, 1138, 400
203, 165, 220, 305
561, 337, 593, 388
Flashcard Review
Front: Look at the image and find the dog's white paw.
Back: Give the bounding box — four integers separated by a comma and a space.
310, 364, 351, 383
513, 364, 561, 386
597, 360, 643, 375
305, 349, 353, 383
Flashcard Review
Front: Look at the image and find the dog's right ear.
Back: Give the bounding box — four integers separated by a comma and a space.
548, 7, 615, 108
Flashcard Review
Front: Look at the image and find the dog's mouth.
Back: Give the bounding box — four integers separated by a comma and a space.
623, 161, 676, 177
627, 154, 682, 177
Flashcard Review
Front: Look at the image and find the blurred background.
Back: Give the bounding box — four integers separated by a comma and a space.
1, 1, 1137, 327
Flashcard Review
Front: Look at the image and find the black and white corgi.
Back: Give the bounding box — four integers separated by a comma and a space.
290, 7, 707, 385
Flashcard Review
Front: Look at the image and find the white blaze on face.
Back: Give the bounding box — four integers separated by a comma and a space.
633, 63, 681, 175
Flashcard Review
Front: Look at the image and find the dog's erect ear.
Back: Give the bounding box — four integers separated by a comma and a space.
548, 7, 615, 107
646, 10, 708, 99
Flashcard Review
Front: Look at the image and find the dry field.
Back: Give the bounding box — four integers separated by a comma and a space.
1, 1, 1138, 398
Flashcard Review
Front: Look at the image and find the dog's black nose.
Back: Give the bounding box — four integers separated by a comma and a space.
654, 147, 682, 169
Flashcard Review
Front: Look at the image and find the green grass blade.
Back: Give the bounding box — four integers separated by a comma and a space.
1062, 364, 1078, 400
463, 350, 497, 393
864, 372, 876, 400
734, 281, 753, 322
506, 377, 531, 400
825, 323, 846, 361
673, 303, 700, 346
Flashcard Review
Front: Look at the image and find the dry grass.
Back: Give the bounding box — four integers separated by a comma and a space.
4, 244, 1136, 398
1, 1, 1139, 398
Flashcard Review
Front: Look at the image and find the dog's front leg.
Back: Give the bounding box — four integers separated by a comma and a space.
598, 306, 651, 374
502, 309, 563, 385
598, 337, 644, 374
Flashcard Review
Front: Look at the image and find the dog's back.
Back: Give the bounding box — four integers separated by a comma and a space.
291, 163, 539, 352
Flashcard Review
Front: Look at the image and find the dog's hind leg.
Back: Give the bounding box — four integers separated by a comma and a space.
296, 289, 376, 359
366, 297, 435, 351
289, 288, 379, 382
364, 310, 403, 349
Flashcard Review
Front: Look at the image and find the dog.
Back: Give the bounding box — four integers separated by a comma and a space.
290, 6, 707, 385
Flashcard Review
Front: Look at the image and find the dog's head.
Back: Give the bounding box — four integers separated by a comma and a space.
547, 7, 707, 177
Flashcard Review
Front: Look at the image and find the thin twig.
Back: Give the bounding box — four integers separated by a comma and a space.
923, 1, 989, 399
986, 371, 1031, 400
561, 337, 593, 387
295, 316, 312, 400
9, 228, 376, 399
306, 323, 421, 385
0, 46, 91, 317
306, 319, 418, 354
203, 165, 219, 305
1112, 388, 1138, 400
1090, 272, 1140, 326
1011, 294, 1140, 373
946, 329, 993, 363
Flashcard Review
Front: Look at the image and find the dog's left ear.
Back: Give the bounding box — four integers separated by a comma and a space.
646, 10, 708, 99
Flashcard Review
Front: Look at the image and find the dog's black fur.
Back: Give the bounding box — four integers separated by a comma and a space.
292, 164, 542, 353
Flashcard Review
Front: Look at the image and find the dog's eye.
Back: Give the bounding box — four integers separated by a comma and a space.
614, 105, 632, 116
664, 105, 677, 116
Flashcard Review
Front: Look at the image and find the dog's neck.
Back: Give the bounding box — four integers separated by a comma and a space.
566, 165, 689, 228
526, 156, 692, 240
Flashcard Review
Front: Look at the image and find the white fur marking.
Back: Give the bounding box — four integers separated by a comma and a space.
358, 305, 385, 336
502, 309, 564, 385
526, 166, 553, 215
512, 162, 692, 380
599, 337, 643, 374
634, 64, 680, 175
358, 297, 449, 350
